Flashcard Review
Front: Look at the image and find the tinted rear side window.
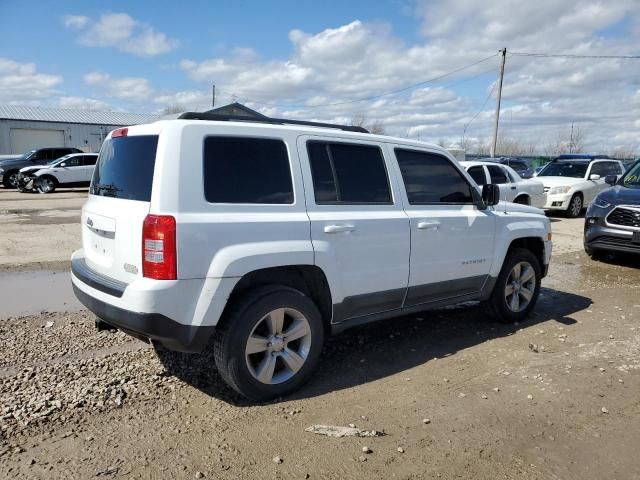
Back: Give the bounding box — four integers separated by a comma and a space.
203, 137, 293, 204
467, 166, 487, 185
395, 149, 473, 204
307, 141, 392, 204
91, 135, 158, 201
487, 165, 508, 184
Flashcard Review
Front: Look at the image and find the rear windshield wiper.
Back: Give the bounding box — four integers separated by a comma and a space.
93, 183, 121, 192
92, 183, 122, 196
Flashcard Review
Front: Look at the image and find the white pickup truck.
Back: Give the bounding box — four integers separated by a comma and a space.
71, 114, 553, 400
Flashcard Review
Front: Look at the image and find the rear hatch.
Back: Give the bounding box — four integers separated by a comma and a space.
82, 132, 159, 284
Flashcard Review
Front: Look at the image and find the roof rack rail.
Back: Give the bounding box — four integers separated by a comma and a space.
177, 111, 369, 133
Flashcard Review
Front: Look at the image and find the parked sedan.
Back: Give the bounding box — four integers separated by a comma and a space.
460, 161, 545, 208
584, 160, 640, 257
537, 157, 625, 217
19, 153, 98, 194
497, 157, 534, 179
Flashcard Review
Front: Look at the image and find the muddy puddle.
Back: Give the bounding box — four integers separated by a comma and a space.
0, 208, 80, 225
0, 270, 83, 319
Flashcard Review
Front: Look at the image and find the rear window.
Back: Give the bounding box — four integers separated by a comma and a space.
90, 135, 158, 201
203, 136, 293, 204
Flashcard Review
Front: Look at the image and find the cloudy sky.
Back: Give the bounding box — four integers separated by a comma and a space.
1, 0, 639, 153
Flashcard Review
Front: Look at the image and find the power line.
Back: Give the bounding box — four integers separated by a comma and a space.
462, 81, 497, 140
217, 53, 499, 109
509, 52, 640, 59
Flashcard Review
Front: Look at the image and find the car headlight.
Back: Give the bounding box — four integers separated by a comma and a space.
549, 186, 571, 195
0, 168, 4, 175
592, 196, 611, 209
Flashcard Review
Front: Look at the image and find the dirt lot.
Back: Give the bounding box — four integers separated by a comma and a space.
1, 189, 640, 479
0, 189, 85, 272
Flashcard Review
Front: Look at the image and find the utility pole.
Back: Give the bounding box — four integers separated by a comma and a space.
212, 84, 216, 108
569, 121, 575, 153
490, 48, 507, 158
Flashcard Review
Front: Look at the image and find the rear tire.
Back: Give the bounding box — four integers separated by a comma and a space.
213, 285, 325, 401
566, 194, 583, 218
485, 248, 542, 323
514, 195, 529, 205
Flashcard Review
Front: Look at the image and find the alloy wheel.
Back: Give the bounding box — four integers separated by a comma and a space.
244, 307, 312, 385
38, 178, 55, 193
570, 196, 582, 217
504, 261, 536, 313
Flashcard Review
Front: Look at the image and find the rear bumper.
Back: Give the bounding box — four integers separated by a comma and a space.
70, 251, 234, 353
72, 284, 213, 352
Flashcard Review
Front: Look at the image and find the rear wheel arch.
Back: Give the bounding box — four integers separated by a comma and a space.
221, 265, 333, 333
513, 194, 530, 205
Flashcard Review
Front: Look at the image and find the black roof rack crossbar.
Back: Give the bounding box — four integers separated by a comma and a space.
177, 111, 369, 133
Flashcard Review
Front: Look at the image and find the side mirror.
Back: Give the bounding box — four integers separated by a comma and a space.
60, 163, 67, 167
605, 175, 617, 186
481, 183, 500, 207
589, 174, 601, 181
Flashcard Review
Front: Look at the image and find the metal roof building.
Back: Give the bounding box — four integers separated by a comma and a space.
0, 105, 159, 155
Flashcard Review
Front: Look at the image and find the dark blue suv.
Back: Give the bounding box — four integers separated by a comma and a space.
584, 159, 640, 256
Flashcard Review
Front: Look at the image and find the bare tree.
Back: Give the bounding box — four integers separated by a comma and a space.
544, 123, 587, 156
350, 115, 387, 135
162, 104, 187, 115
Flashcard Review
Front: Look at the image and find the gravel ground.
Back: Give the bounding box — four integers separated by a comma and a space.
1, 249, 640, 479
2, 190, 640, 479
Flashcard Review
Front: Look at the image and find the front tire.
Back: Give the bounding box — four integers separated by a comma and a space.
485, 248, 542, 323
213, 286, 325, 401
566, 194, 583, 218
37, 176, 57, 194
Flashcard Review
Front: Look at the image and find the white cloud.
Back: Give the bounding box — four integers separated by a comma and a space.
57, 96, 113, 111
0, 58, 62, 103
154, 90, 211, 109
65, 12, 178, 57
63, 15, 89, 29
177, 3, 640, 154
84, 71, 153, 100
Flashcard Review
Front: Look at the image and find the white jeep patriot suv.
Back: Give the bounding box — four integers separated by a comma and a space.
71, 112, 552, 400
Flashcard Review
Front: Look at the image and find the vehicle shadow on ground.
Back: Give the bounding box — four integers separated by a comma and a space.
157, 287, 591, 406
592, 251, 640, 269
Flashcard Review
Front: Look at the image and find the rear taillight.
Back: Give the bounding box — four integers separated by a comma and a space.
142, 215, 176, 280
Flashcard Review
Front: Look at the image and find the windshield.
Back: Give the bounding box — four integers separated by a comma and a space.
20, 150, 37, 160
537, 162, 588, 178
48, 155, 71, 165
621, 162, 640, 189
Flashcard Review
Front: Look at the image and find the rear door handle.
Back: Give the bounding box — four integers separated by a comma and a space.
417, 220, 441, 230
510, 186, 517, 190
324, 224, 356, 234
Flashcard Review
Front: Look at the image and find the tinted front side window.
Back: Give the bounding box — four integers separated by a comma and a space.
395, 149, 473, 204
203, 137, 293, 204
91, 135, 158, 201
307, 141, 391, 204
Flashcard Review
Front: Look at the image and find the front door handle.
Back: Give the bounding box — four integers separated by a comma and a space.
417, 220, 441, 230
324, 224, 356, 234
